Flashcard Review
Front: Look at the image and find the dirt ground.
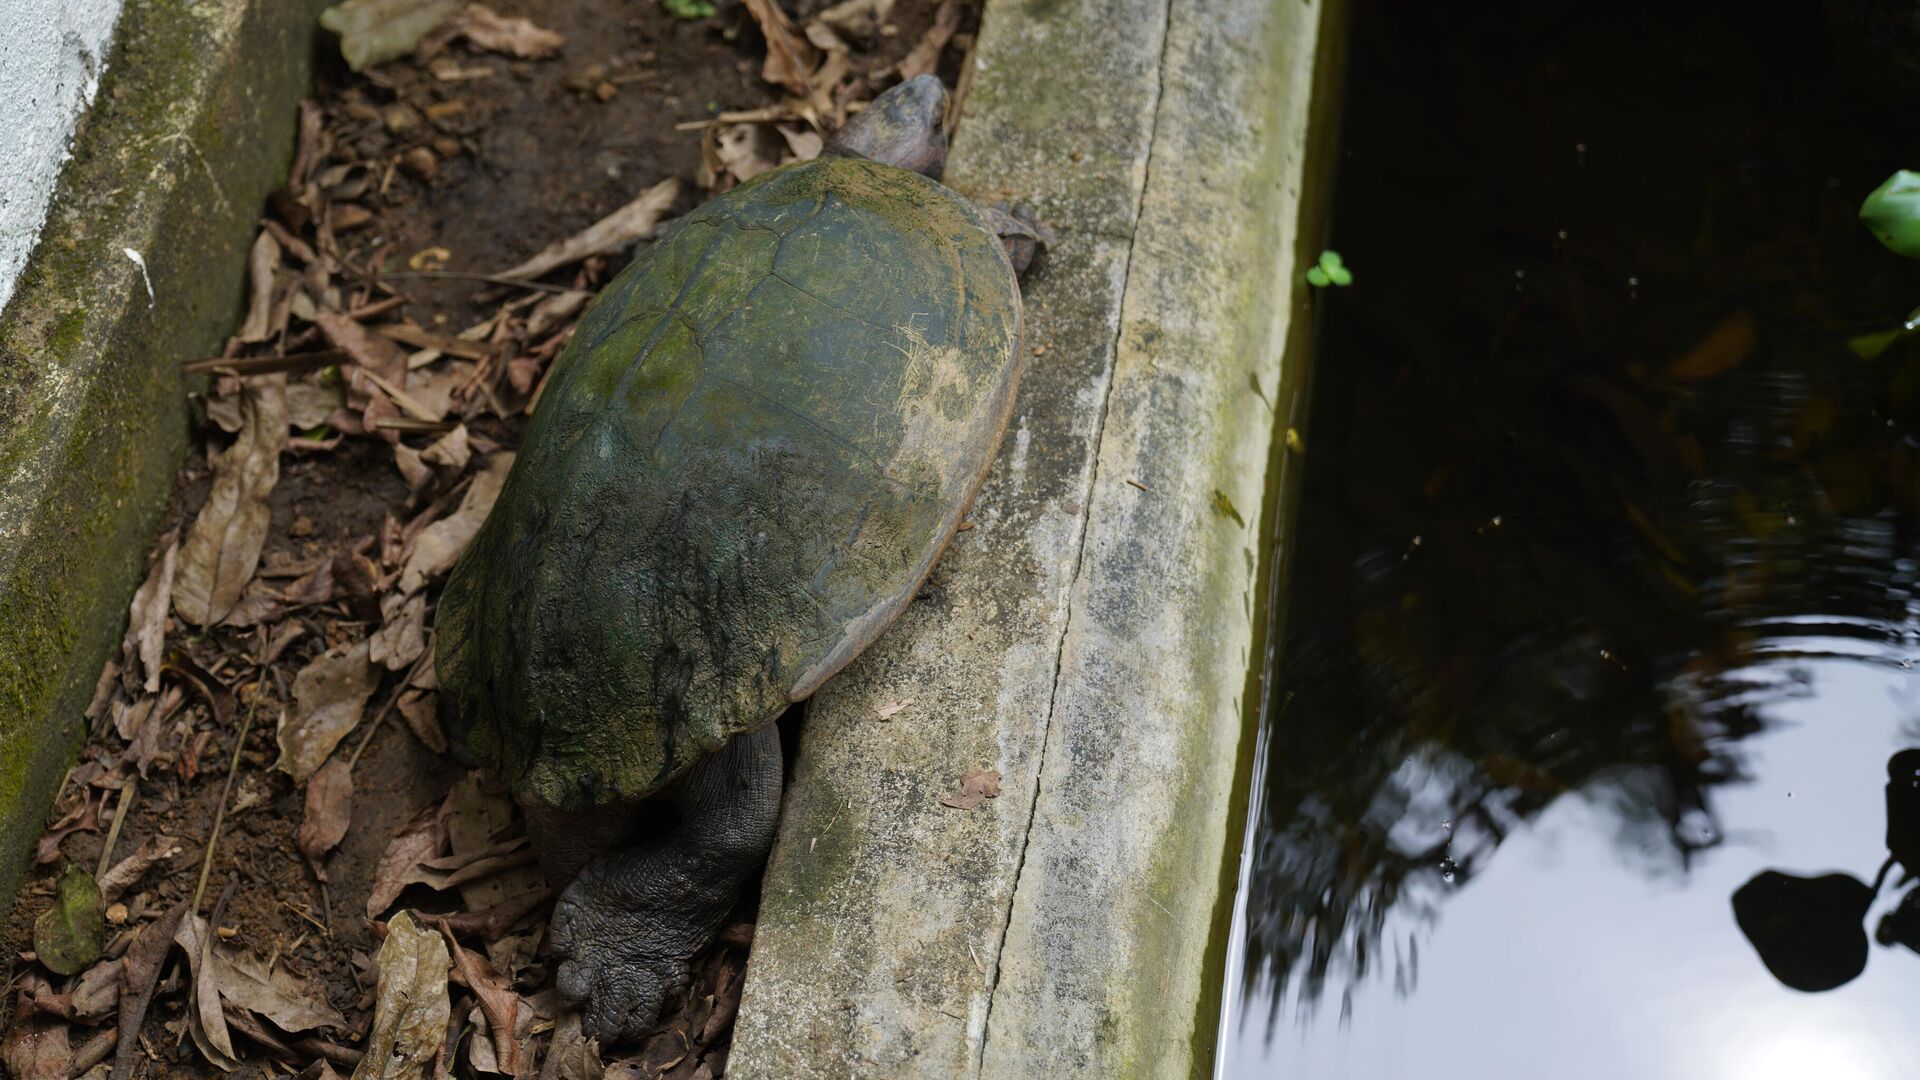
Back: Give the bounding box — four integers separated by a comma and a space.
1, 0, 976, 1075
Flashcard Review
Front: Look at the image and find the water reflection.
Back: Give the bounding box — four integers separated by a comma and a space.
1223, 2, 1920, 1075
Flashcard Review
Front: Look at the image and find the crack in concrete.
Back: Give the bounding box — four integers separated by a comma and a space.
971, 0, 1180, 1072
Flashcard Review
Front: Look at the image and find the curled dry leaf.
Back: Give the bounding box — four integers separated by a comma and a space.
70, 958, 121, 1023
122, 535, 177, 693
939, 767, 1002, 810
371, 592, 429, 671
35, 796, 101, 865
352, 911, 450, 1080
286, 376, 347, 429
896, 0, 962, 80
539, 1012, 603, 1080
498, 178, 679, 280
526, 290, 591, 338
320, 0, 462, 71
33, 867, 107, 976
439, 924, 523, 1074
777, 123, 825, 162
743, 0, 819, 96
420, 423, 471, 470
238, 229, 282, 343
368, 798, 451, 919
446, 774, 544, 913
715, 123, 780, 186
275, 641, 382, 783
173, 913, 239, 1071
453, 3, 564, 58
400, 452, 515, 593
2, 975, 70, 1080
298, 758, 355, 879
396, 690, 446, 753
173, 374, 288, 626
213, 941, 350, 1035
98, 835, 182, 902
816, 0, 894, 40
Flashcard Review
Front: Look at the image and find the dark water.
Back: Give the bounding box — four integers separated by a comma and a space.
1219, 3, 1920, 1077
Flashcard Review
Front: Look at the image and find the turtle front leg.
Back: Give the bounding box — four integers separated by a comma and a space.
980, 204, 1056, 274
539, 725, 784, 1044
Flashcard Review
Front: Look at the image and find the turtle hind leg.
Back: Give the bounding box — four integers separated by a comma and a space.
548, 725, 784, 1044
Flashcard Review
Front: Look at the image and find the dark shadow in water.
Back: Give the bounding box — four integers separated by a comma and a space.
1235, 0, 1920, 1049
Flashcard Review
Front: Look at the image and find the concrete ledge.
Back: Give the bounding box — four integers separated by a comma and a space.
0, 0, 329, 906
731, 0, 1332, 1074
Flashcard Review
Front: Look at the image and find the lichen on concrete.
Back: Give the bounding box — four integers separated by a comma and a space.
0, 0, 331, 909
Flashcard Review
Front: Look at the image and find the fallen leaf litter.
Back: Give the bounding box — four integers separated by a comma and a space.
3, 0, 981, 1076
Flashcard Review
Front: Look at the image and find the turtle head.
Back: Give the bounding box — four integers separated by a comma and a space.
825, 74, 948, 179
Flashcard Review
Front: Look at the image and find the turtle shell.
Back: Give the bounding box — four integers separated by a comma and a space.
435, 155, 1023, 812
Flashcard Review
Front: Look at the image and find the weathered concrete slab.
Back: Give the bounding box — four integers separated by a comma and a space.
0, 0, 329, 906
728, 0, 1167, 1072
732, 0, 1333, 1074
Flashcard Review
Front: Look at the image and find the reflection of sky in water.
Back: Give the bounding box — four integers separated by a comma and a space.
1223, 650, 1920, 1079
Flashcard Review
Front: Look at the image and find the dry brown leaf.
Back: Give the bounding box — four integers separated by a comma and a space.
69, 958, 120, 1023
446, 775, 544, 914
320, 0, 462, 71
173, 375, 288, 626
275, 641, 382, 783
526, 290, 591, 338
367, 798, 451, 919
454, 3, 563, 57
353, 911, 450, 1080
35, 796, 101, 865
298, 758, 355, 879
213, 942, 350, 1034
173, 914, 240, 1070
317, 311, 409, 385
777, 123, 825, 162
539, 1013, 603, 1080
744, 0, 818, 96
286, 376, 347, 429
115, 904, 187, 1080
238, 230, 283, 343
98, 835, 181, 902
896, 0, 962, 80
396, 690, 446, 753
400, 452, 515, 593
3, 975, 70, 1080
420, 424, 472, 470
440, 926, 523, 1074
498, 179, 679, 280
1666, 310, 1756, 382
939, 767, 1001, 810
715, 123, 780, 185
371, 592, 430, 671
815, 0, 893, 40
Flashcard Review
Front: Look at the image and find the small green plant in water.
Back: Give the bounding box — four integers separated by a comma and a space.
662, 0, 715, 18
1306, 249, 1353, 288
1851, 172, 1920, 357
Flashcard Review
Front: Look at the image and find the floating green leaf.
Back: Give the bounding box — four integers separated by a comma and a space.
1306, 249, 1353, 288
1860, 170, 1920, 257
662, 0, 716, 18
1848, 329, 1906, 359
33, 868, 105, 976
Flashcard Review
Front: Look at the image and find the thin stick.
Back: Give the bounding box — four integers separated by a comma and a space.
192, 701, 257, 914
95, 781, 136, 879
347, 690, 401, 769
374, 270, 576, 293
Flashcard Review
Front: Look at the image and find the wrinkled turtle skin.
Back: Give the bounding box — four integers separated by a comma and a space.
435, 154, 1024, 815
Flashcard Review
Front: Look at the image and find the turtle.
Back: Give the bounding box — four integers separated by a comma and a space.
433, 74, 1047, 1042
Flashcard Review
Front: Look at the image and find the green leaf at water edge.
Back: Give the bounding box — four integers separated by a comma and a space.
33, 867, 106, 975
1860, 170, 1920, 257
662, 0, 716, 18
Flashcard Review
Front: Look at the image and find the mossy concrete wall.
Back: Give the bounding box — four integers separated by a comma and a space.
0, 0, 331, 907
730, 0, 1334, 1074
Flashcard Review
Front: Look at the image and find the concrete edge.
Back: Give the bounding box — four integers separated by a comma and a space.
730, 0, 1338, 1074
0, 0, 331, 907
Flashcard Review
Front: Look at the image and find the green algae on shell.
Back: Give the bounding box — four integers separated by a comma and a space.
437, 155, 1023, 813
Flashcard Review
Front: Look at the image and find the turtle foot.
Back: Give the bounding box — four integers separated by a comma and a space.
550, 864, 697, 1044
